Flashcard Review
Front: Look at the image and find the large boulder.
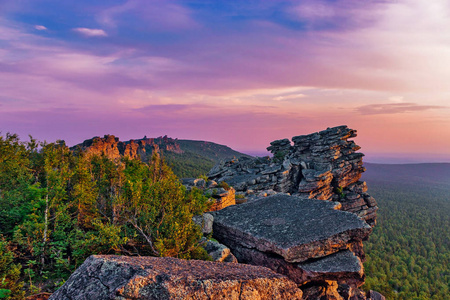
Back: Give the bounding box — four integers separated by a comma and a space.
49, 255, 303, 300
211, 194, 372, 263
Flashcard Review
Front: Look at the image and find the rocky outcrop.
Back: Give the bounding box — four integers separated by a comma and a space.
207, 125, 378, 226
182, 178, 236, 211
210, 194, 370, 288
54, 126, 382, 300
206, 126, 382, 299
72, 135, 184, 161
50, 255, 303, 300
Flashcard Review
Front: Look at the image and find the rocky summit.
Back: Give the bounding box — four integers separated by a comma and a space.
49, 255, 303, 300
208, 125, 378, 226
52, 126, 382, 300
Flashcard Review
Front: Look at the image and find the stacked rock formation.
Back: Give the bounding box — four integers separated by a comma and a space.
207, 125, 378, 226
49, 255, 303, 299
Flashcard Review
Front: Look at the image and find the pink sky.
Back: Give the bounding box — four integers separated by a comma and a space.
0, 0, 449, 162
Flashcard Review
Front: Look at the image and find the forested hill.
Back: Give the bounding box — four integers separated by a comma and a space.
362, 163, 450, 300
166, 139, 252, 178
72, 135, 252, 178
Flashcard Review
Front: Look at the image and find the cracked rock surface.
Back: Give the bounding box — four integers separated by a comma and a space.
49, 255, 303, 300
211, 194, 371, 263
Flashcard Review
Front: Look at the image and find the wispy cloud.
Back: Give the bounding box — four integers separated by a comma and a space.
34, 25, 47, 31
136, 104, 189, 113
73, 28, 107, 37
97, 0, 199, 30
356, 103, 446, 115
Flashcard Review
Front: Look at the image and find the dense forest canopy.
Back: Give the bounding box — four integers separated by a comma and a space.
0, 133, 211, 298
363, 164, 450, 300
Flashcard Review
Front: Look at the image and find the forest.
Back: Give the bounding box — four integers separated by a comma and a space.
362, 165, 450, 300
0, 134, 211, 299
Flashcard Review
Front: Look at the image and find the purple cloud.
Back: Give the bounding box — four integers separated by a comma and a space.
73, 28, 107, 37
356, 103, 446, 115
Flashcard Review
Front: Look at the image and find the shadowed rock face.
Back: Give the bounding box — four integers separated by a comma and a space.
207, 125, 378, 226
49, 255, 303, 300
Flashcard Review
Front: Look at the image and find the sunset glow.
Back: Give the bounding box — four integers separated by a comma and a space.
1, 0, 449, 162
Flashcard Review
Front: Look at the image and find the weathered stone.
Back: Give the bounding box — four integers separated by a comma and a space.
337, 284, 367, 300
208, 187, 236, 212
193, 213, 214, 235
211, 194, 371, 263
228, 243, 364, 286
302, 280, 344, 300
368, 290, 386, 300
50, 255, 303, 300
73, 135, 184, 162
207, 125, 378, 227
204, 239, 238, 263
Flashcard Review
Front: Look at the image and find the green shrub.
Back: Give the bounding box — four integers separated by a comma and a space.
0, 239, 24, 299
218, 181, 230, 191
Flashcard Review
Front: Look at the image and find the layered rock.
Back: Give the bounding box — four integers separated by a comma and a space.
72, 135, 183, 161
207, 125, 378, 226
210, 194, 370, 289
50, 255, 303, 300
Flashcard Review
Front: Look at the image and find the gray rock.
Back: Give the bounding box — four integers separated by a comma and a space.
211, 194, 372, 263
368, 290, 386, 300
50, 255, 303, 300
229, 241, 364, 286
193, 213, 214, 235
204, 239, 238, 263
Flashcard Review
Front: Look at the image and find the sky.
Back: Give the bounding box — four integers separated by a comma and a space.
1, 0, 449, 162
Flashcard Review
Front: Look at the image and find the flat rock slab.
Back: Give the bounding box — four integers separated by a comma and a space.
230, 243, 364, 285
212, 194, 371, 262
49, 255, 303, 300
298, 250, 362, 274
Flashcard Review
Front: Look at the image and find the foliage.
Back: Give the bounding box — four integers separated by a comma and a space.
0, 134, 211, 296
273, 150, 287, 162
0, 239, 24, 299
163, 151, 215, 178
217, 181, 230, 191
334, 186, 345, 199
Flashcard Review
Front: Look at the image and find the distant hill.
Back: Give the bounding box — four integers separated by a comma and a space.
361, 163, 450, 299
363, 162, 450, 188
72, 135, 251, 178
161, 139, 252, 178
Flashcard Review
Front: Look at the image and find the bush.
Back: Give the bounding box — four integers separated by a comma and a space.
218, 181, 230, 191
0, 239, 24, 299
